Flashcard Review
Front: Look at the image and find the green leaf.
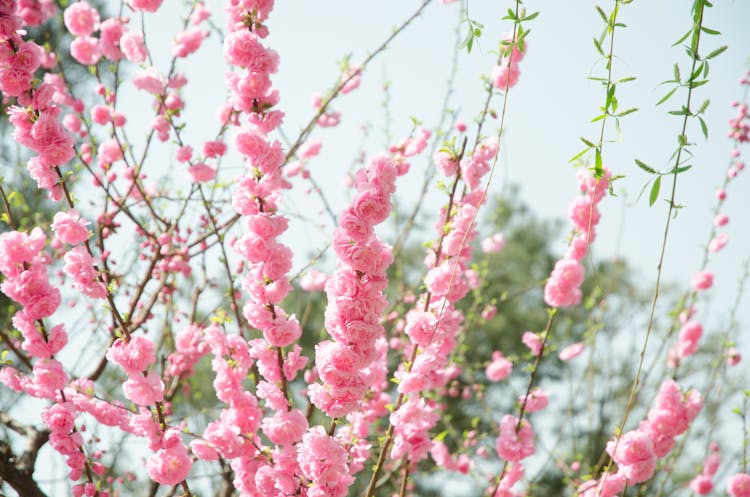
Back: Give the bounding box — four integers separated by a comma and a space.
700, 26, 720, 35
649, 176, 661, 206
672, 165, 692, 174
699, 99, 710, 113
580, 137, 595, 148
617, 76, 636, 84
698, 117, 708, 139
569, 147, 590, 163
605, 84, 616, 111
672, 29, 691, 47
617, 107, 638, 117
657, 86, 678, 106
595, 148, 603, 175
707, 45, 727, 59
524, 11, 539, 21
635, 159, 656, 174
595, 5, 608, 23
673, 63, 681, 82
593, 38, 605, 56
591, 114, 607, 122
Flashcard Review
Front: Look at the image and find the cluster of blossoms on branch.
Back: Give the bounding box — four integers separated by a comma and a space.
1, 1, 750, 497
543, 168, 610, 308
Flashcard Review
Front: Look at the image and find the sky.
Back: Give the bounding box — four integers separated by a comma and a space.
127, 0, 750, 333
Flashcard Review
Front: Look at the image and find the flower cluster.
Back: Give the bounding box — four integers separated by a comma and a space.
544, 168, 610, 308
492, 36, 528, 90
688, 443, 721, 495
309, 155, 401, 418
581, 380, 702, 496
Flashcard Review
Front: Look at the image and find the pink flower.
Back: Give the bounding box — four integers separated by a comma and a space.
224, 30, 279, 73
122, 371, 164, 405
606, 430, 656, 483
52, 209, 91, 245
486, 351, 512, 381
261, 409, 308, 445
544, 258, 584, 308
690, 474, 713, 495
120, 31, 147, 63
708, 233, 728, 253
714, 214, 729, 226
132, 67, 167, 94
63, 1, 100, 37
172, 28, 207, 58
300, 270, 328, 291
728, 474, 750, 497
482, 233, 505, 254
203, 140, 227, 158
492, 62, 520, 90
70, 36, 101, 66
129, 0, 164, 13
63, 246, 107, 299
145, 432, 192, 485
690, 271, 714, 291
727, 347, 742, 366
187, 163, 216, 183
495, 415, 535, 462
522, 331, 543, 356
519, 387, 548, 413
578, 473, 626, 497
106, 336, 156, 375
559, 342, 585, 361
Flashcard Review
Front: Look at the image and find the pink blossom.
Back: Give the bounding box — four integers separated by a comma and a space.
122, 371, 164, 405
690, 271, 714, 291
727, 347, 742, 366
99, 18, 124, 60
187, 163, 216, 183
63, 1, 100, 37
300, 270, 328, 291
728, 474, 750, 497
708, 233, 728, 253
106, 336, 156, 375
519, 387, 548, 412
559, 342, 585, 361
486, 351, 512, 381
606, 430, 656, 483
578, 473, 626, 497
224, 30, 279, 73
203, 140, 227, 158
70, 36, 101, 66
261, 409, 308, 445
495, 415, 535, 462
544, 258, 584, 308
132, 67, 167, 94
129, 0, 164, 13
521, 331, 543, 356
120, 31, 147, 63
63, 246, 106, 299
492, 62, 520, 90
52, 209, 91, 245
690, 474, 713, 495
482, 233, 505, 254
714, 214, 729, 226
173, 28, 207, 58
145, 431, 192, 485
